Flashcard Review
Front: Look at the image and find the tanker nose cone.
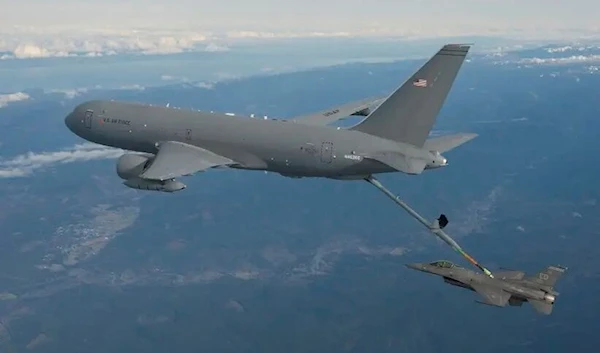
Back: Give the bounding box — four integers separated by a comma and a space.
65, 112, 77, 134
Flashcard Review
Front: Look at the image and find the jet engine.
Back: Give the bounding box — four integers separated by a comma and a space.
123, 177, 186, 192
116, 153, 155, 180
116, 153, 186, 193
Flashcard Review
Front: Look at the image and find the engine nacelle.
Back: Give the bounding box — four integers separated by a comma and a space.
116, 153, 155, 180
123, 177, 186, 193
116, 153, 186, 193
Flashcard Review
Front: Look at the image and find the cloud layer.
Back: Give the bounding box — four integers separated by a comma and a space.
2, 0, 600, 35
0, 143, 123, 178
0, 92, 30, 107
1, 1, 600, 60
0, 28, 229, 59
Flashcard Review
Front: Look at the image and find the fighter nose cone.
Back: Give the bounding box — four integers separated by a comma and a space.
405, 263, 423, 271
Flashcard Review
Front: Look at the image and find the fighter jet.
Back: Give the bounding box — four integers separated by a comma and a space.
406, 260, 567, 315
64, 44, 476, 192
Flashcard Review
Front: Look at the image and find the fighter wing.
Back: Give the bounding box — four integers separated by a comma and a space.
290, 97, 384, 126
140, 141, 235, 181
493, 270, 525, 280
471, 283, 511, 307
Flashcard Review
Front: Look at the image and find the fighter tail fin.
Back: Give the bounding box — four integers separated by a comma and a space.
526, 265, 567, 290
350, 44, 471, 147
529, 299, 554, 315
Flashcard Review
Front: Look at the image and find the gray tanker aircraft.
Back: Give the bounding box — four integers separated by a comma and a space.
406, 260, 567, 315
65, 44, 476, 192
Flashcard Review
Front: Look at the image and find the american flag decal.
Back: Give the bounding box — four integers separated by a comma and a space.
412, 78, 427, 87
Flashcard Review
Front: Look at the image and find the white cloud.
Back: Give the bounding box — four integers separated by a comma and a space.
193, 82, 215, 89
1, 1, 600, 61
159, 75, 214, 88
45, 88, 88, 99
0, 92, 30, 107
545, 45, 598, 53
0, 29, 218, 59
160, 74, 189, 82
1, 0, 600, 37
43, 84, 149, 99
204, 43, 229, 52
118, 84, 145, 91
0, 143, 123, 178
225, 30, 352, 40
518, 55, 600, 65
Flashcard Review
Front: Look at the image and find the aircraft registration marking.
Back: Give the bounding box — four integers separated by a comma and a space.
344, 154, 362, 161
323, 109, 339, 117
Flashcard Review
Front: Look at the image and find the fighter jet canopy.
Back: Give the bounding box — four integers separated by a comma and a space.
429, 260, 459, 269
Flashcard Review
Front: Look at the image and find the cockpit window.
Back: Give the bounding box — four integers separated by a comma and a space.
429, 260, 456, 269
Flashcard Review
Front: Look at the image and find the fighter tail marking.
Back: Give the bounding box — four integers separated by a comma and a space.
527, 265, 567, 290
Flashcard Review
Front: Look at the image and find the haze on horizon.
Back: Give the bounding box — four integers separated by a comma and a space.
2, 0, 599, 38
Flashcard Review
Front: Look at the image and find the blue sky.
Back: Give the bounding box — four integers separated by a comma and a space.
2, 0, 599, 37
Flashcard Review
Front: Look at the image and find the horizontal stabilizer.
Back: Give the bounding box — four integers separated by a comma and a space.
291, 96, 385, 126
140, 141, 234, 181
530, 299, 553, 315
423, 133, 478, 153
364, 153, 428, 175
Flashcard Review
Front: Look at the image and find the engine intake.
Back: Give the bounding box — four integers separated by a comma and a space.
116, 153, 155, 180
